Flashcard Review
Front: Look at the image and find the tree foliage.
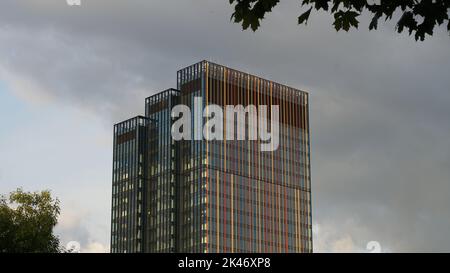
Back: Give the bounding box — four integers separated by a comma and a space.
0, 188, 62, 253
230, 0, 450, 41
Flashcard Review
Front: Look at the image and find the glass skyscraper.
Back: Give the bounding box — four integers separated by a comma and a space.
111, 61, 312, 253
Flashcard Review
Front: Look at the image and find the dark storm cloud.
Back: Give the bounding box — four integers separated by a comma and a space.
0, 0, 449, 251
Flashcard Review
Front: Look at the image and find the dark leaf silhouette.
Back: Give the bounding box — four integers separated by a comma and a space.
298, 7, 312, 25
230, 0, 450, 41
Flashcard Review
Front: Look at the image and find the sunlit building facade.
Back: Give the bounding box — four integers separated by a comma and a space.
111, 61, 312, 253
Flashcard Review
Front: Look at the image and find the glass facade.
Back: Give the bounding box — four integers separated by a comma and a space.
111, 61, 312, 253
144, 89, 180, 252
111, 116, 151, 253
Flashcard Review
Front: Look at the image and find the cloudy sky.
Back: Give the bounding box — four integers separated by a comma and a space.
0, 0, 449, 252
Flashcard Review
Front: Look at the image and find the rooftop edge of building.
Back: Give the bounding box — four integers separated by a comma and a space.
177, 60, 309, 96
144, 88, 180, 102
113, 115, 155, 127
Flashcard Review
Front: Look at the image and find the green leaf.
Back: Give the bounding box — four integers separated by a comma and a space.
333, 10, 360, 32
331, 1, 340, 13
397, 11, 416, 34
298, 7, 313, 25
369, 13, 381, 30
314, 0, 329, 11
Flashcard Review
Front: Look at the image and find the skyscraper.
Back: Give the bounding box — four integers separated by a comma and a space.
111, 61, 312, 253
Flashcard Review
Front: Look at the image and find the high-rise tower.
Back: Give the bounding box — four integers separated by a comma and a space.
111, 61, 312, 253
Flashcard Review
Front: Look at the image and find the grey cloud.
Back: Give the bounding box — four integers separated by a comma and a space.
0, 0, 449, 251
